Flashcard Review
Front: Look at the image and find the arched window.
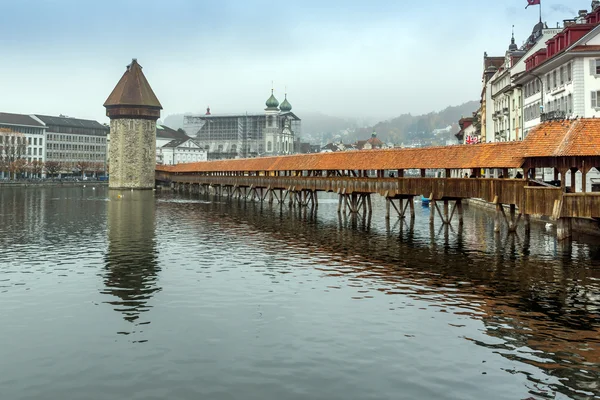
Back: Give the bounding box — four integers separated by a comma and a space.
267, 141, 272, 152
231, 144, 237, 153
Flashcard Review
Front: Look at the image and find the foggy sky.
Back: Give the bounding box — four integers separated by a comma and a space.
0, 0, 590, 123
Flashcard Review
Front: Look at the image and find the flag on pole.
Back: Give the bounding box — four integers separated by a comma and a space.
525, 0, 540, 9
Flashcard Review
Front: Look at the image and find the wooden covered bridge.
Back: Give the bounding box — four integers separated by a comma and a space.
155, 119, 600, 240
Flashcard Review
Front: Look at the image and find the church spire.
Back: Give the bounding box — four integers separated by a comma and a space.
508, 25, 518, 51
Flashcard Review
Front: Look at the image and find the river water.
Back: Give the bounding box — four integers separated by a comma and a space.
0, 186, 599, 400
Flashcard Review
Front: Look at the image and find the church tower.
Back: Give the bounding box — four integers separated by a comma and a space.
104, 59, 162, 189
263, 89, 280, 154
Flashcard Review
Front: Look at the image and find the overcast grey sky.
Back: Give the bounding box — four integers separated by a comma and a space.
0, 0, 591, 123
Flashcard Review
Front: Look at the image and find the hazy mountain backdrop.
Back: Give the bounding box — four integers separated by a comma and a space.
160, 100, 479, 145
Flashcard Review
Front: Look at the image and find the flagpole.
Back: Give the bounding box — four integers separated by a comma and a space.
539, 1, 542, 22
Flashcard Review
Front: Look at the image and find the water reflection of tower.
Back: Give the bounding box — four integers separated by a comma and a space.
103, 191, 160, 331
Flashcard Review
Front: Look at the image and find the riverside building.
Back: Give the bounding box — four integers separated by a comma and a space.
36, 114, 109, 171
183, 91, 301, 160
0, 112, 47, 165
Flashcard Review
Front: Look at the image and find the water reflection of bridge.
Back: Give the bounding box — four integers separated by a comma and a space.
166, 193, 600, 398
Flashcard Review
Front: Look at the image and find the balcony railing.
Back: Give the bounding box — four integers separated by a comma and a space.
540, 110, 566, 122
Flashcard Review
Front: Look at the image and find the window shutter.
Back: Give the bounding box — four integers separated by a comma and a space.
591, 60, 597, 76
592, 91, 597, 108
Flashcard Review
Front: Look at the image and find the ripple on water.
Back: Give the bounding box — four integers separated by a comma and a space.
0, 187, 599, 400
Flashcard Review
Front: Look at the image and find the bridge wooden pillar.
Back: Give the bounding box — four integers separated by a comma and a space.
557, 217, 572, 240
429, 199, 435, 225
570, 167, 578, 193
494, 203, 502, 233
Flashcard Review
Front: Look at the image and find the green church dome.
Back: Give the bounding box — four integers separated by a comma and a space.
265, 90, 279, 108
279, 94, 292, 112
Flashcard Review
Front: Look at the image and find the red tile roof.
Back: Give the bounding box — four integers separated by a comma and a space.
521, 119, 600, 157
158, 142, 525, 173
155, 119, 600, 174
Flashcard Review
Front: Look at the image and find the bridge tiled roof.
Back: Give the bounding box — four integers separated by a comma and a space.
521, 119, 600, 157
155, 119, 600, 173
158, 141, 525, 173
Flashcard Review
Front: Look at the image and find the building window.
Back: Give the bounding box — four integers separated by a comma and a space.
568, 94, 573, 114
567, 63, 572, 81
267, 141, 272, 152
560, 66, 564, 85
592, 91, 600, 108
553, 70, 557, 88
546, 74, 550, 90
595, 59, 600, 75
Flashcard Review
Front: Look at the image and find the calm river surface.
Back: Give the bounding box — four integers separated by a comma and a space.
1, 186, 599, 400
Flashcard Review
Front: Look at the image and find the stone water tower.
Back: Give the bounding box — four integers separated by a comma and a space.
104, 59, 162, 189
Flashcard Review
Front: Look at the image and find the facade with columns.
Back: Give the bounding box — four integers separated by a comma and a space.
182, 91, 301, 160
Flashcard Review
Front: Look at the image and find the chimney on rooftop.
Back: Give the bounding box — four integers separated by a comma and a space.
593, 1, 600, 11
564, 19, 576, 27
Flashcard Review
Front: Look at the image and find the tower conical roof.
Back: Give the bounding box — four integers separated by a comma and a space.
279, 94, 292, 112
104, 59, 162, 109
265, 89, 279, 109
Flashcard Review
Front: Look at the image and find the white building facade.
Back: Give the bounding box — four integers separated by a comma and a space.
158, 138, 207, 165
0, 112, 47, 178
36, 114, 109, 175
183, 91, 301, 160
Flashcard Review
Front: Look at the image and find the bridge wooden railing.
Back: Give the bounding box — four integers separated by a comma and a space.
156, 171, 600, 219
561, 193, 600, 218
523, 187, 563, 217
160, 174, 528, 205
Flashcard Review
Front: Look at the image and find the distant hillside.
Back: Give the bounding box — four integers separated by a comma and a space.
362, 101, 480, 144
161, 114, 185, 130
161, 101, 479, 146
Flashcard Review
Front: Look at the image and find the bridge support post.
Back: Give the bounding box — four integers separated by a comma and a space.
557, 218, 572, 240
313, 191, 319, 208
524, 214, 531, 233
508, 204, 518, 232
409, 196, 415, 220
338, 194, 343, 213
494, 203, 502, 233
429, 199, 435, 225
456, 199, 463, 224
385, 198, 390, 219
268, 189, 274, 204
443, 200, 449, 223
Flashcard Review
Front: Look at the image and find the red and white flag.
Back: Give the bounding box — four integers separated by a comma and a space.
465, 135, 479, 145
526, 0, 540, 9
